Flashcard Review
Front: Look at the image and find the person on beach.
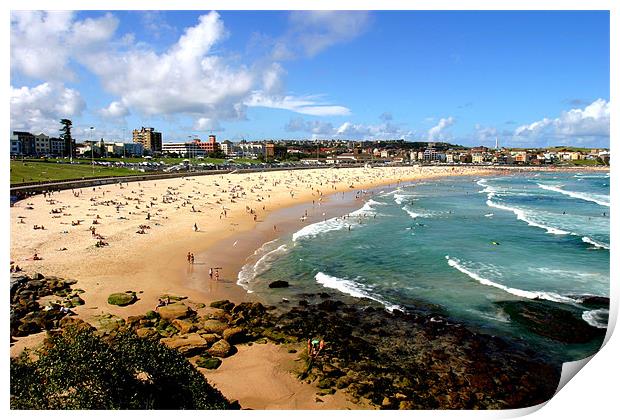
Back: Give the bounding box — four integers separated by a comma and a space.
187, 252, 191, 263
193, 223, 198, 232
190, 253, 195, 264
209, 268, 213, 279
214, 269, 220, 281
307, 338, 325, 359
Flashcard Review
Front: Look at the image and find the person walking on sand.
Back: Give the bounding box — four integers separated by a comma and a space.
187, 252, 191, 263
190, 253, 195, 264
209, 267, 213, 279
214, 269, 220, 282
193, 223, 198, 232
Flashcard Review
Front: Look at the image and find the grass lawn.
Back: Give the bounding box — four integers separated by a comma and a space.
569, 159, 605, 166
10, 161, 142, 185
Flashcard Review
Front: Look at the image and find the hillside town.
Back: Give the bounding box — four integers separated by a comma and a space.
10, 126, 610, 166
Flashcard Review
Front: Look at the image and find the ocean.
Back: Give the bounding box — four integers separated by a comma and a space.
238, 170, 610, 363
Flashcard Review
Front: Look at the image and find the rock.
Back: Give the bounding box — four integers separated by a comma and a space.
127, 315, 145, 325
223, 327, 246, 344
145, 310, 160, 320
399, 401, 415, 410
210, 300, 235, 311
317, 378, 334, 389
497, 300, 606, 343
203, 307, 229, 321
158, 303, 192, 320
318, 299, 344, 311
69, 296, 85, 307
208, 339, 232, 357
135, 327, 159, 340
172, 318, 195, 334
200, 333, 221, 344
196, 357, 222, 369
202, 319, 228, 334
59, 317, 92, 331
107, 292, 137, 307
381, 397, 392, 408
91, 313, 125, 334
268, 280, 289, 288
160, 333, 208, 356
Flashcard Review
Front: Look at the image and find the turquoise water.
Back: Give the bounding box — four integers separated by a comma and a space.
238, 171, 610, 361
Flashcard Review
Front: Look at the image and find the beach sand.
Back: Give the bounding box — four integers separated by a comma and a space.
10, 165, 499, 409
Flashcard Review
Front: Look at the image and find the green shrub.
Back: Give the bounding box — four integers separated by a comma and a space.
10, 326, 232, 409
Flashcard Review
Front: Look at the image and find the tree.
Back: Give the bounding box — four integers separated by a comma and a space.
10, 325, 233, 409
59, 119, 74, 159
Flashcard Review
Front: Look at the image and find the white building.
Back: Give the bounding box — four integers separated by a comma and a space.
238, 142, 265, 158
162, 142, 206, 157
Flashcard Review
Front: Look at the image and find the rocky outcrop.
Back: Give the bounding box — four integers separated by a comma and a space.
497, 300, 606, 343
158, 303, 193, 321
161, 333, 209, 356
107, 292, 137, 306
202, 319, 228, 334
10, 274, 85, 338
208, 339, 232, 357
268, 280, 289, 288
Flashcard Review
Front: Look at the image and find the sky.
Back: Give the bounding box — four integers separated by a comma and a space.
9, 10, 610, 147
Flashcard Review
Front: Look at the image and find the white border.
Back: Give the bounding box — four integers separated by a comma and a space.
3, 2, 616, 420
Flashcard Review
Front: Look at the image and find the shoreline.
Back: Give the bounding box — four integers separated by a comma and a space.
9, 165, 608, 409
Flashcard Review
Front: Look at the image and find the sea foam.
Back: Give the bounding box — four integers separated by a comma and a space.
537, 183, 610, 207
315, 272, 402, 312
292, 199, 378, 242
445, 256, 582, 304
581, 236, 610, 250
582, 309, 609, 329
237, 241, 289, 292
485, 199, 570, 235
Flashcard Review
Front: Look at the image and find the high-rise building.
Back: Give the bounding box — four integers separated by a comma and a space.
132, 127, 162, 152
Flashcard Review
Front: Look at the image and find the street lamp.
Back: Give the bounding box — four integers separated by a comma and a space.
90, 127, 95, 174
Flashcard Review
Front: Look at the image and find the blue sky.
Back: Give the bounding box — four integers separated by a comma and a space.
10, 10, 610, 147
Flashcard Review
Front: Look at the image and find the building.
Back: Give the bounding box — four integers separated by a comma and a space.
162, 141, 205, 157
196, 135, 219, 154
11, 131, 35, 155
265, 143, 275, 159
238, 142, 265, 158
34, 133, 51, 155
50, 138, 65, 156
512, 151, 528, 164
220, 140, 237, 156
10, 137, 21, 155
472, 153, 484, 164
133, 127, 162, 152
123, 142, 144, 157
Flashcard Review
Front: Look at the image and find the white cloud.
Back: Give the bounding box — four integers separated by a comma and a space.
246, 92, 351, 117
10, 82, 85, 134
11, 11, 355, 133
428, 117, 455, 140
10, 11, 118, 81
514, 99, 610, 144
193, 117, 223, 132
99, 101, 130, 119
473, 124, 498, 144
285, 117, 413, 140
285, 117, 334, 134
286, 11, 371, 58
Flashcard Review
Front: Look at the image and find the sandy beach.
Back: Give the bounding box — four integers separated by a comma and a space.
8, 165, 541, 408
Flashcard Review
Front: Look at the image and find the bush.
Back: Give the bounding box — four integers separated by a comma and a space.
10, 325, 232, 409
